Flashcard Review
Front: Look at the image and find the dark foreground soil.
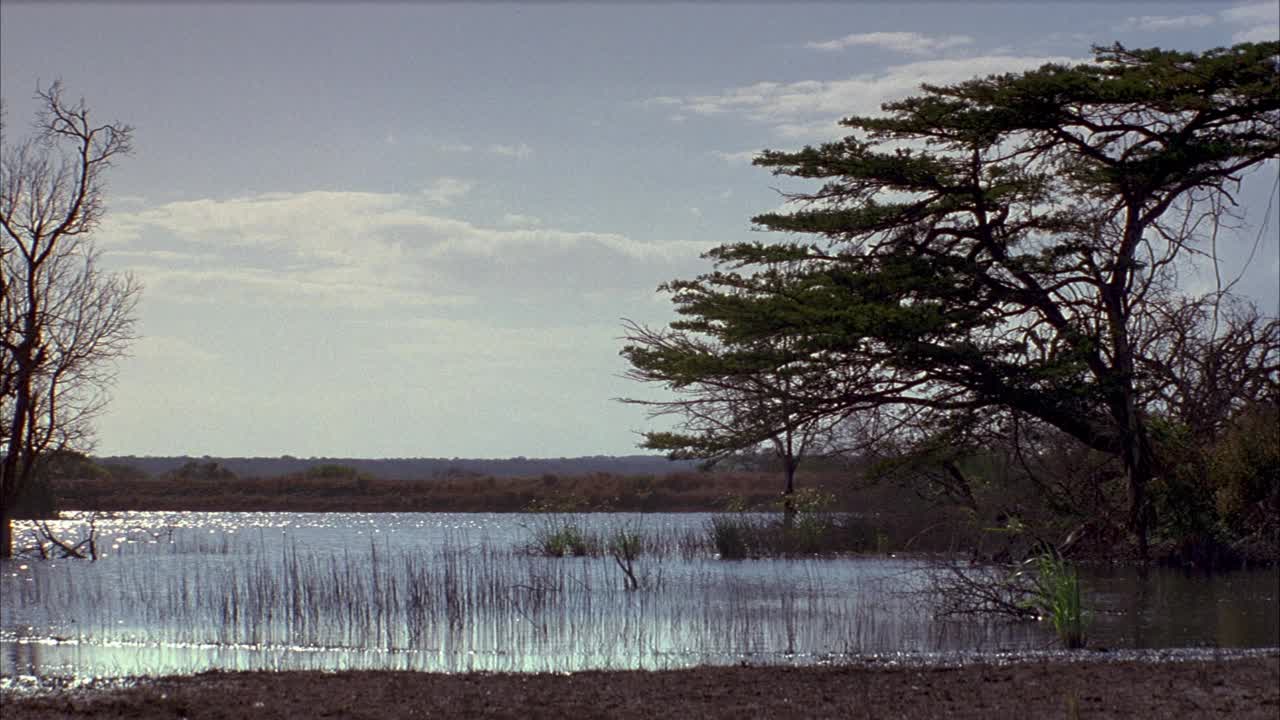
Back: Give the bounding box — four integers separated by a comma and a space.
3, 656, 1277, 719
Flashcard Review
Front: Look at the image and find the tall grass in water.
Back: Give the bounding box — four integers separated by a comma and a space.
3, 529, 971, 673
1028, 553, 1087, 649
708, 514, 761, 559
531, 520, 596, 557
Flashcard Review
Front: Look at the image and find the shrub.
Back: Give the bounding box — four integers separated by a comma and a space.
529, 518, 597, 557
1211, 404, 1280, 552
607, 528, 646, 591
708, 514, 764, 559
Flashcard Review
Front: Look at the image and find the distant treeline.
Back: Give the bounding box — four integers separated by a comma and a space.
55, 466, 786, 513
42, 460, 975, 552
95, 455, 701, 481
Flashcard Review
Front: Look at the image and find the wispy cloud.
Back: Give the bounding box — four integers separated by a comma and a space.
1220, 2, 1280, 25
1232, 25, 1280, 42
1117, 15, 1216, 32
712, 149, 760, 165
98, 189, 708, 310
652, 54, 1080, 142
500, 213, 542, 227
421, 177, 474, 206
1221, 1, 1280, 41
487, 142, 534, 159
805, 31, 973, 55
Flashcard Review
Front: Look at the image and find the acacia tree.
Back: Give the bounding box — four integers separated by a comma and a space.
621, 318, 864, 507
1, 83, 139, 558
622, 43, 1279, 560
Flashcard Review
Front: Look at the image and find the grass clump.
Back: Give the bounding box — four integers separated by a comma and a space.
1026, 553, 1088, 649
708, 514, 767, 559
533, 521, 596, 557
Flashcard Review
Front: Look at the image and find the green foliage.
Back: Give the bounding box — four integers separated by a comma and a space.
304, 464, 359, 480
1147, 416, 1218, 543
780, 488, 838, 554
167, 461, 237, 483
622, 41, 1280, 559
533, 521, 595, 557
303, 464, 372, 492
1024, 553, 1088, 649
1210, 404, 1280, 553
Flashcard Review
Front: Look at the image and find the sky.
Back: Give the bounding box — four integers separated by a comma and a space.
2, 1, 1278, 460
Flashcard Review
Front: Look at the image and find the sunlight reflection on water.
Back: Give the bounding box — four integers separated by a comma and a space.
2, 512, 1276, 682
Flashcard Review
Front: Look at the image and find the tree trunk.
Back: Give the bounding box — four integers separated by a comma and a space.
782, 458, 797, 530
2, 354, 35, 561
1125, 438, 1154, 564
0, 510, 11, 559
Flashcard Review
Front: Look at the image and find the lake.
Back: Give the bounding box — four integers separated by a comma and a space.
2, 512, 1277, 683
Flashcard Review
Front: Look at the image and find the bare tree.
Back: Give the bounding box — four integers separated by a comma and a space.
1, 82, 139, 558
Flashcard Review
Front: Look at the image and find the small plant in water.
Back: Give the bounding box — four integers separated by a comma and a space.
1026, 552, 1088, 649
608, 528, 645, 590
525, 498, 599, 557
536, 522, 594, 557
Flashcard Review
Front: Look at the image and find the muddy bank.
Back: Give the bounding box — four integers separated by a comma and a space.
3, 655, 1277, 719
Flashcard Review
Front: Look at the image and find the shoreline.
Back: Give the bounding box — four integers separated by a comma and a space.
4, 654, 1277, 719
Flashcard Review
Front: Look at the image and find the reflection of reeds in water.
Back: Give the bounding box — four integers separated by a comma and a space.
5, 532, 939, 672
3, 519, 1061, 674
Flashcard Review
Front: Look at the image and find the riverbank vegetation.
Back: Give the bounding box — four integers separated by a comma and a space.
17, 436, 1276, 568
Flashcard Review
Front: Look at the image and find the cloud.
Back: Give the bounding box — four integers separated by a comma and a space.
1233, 25, 1280, 42
712, 149, 760, 165
653, 54, 1080, 141
132, 335, 221, 364
436, 142, 473, 153
805, 31, 973, 55
421, 177, 474, 206
97, 189, 710, 311
487, 143, 534, 159
1117, 15, 1216, 32
1220, 2, 1280, 24
1221, 2, 1280, 41
500, 213, 542, 227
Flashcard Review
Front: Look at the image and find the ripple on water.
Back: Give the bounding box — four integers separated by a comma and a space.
2, 512, 1278, 681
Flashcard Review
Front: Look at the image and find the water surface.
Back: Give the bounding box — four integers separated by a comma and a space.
2, 512, 1276, 681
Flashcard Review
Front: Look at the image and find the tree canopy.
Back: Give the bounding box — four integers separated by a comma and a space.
622, 43, 1280, 559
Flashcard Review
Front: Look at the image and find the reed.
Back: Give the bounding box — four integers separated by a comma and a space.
1028, 553, 1088, 649
2, 526, 976, 673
